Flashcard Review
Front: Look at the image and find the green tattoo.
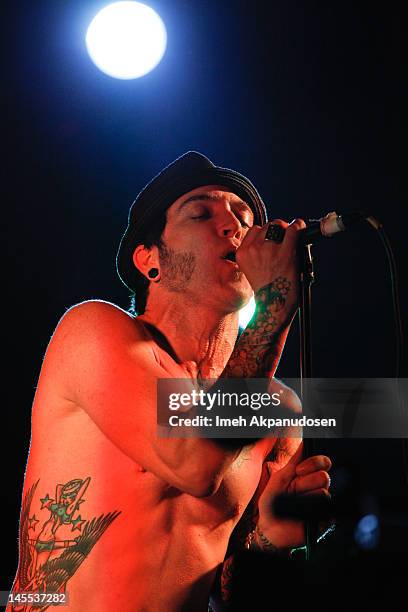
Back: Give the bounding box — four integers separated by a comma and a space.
10, 478, 120, 611
223, 277, 292, 378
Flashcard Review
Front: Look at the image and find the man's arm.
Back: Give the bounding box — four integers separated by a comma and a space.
223, 219, 304, 379
218, 439, 297, 605
231, 438, 331, 553
44, 300, 240, 498
45, 288, 299, 499
220, 439, 331, 604
223, 278, 294, 379
224, 438, 303, 556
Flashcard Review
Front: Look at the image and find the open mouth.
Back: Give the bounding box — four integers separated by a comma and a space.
222, 251, 237, 262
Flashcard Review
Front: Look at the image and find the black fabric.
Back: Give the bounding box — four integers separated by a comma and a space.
116, 151, 267, 293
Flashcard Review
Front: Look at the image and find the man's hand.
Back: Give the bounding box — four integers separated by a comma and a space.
256, 441, 332, 550
236, 218, 305, 300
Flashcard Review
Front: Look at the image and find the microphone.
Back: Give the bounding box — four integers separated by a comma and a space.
265, 211, 373, 244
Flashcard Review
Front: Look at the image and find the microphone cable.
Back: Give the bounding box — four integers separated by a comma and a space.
365, 216, 407, 485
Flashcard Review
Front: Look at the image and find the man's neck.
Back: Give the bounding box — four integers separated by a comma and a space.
138, 294, 240, 377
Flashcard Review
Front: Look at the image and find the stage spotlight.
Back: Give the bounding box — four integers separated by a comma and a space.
239, 296, 256, 329
85, 1, 167, 79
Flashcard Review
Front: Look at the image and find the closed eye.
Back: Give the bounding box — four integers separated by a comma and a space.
189, 203, 252, 228
192, 214, 250, 228
191, 214, 210, 220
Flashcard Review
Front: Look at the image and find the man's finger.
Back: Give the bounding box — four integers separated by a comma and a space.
295, 455, 332, 476
291, 470, 330, 494
239, 224, 264, 247
280, 218, 307, 252
301, 488, 331, 499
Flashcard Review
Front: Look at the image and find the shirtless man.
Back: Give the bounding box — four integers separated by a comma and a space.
8, 152, 331, 612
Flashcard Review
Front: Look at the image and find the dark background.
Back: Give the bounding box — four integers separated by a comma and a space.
3, 0, 407, 592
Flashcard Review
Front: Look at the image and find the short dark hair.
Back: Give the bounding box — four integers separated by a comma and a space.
128, 212, 167, 316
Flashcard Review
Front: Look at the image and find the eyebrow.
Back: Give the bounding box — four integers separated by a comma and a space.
178, 193, 254, 218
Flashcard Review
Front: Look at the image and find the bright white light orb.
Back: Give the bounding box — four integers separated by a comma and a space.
86, 2, 167, 79
239, 296, 256, 329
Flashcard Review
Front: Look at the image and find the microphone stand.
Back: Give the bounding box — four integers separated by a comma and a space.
298, 242, 318, 560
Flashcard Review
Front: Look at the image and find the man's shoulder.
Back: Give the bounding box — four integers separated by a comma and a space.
65, 298, 131, 319
50, 300, 148, 352
60, 299, 138, 331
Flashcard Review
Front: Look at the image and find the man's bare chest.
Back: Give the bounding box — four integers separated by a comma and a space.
170, 443, 268, 533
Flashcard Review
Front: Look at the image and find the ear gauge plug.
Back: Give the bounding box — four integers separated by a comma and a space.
147, 268, 159, 279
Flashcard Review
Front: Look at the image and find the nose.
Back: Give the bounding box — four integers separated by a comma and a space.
215, 208, 244, 240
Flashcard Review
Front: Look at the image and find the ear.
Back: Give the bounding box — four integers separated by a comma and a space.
132, 244, 160, 280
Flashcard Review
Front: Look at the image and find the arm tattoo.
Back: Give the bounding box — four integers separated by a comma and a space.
223, 277, 293, 378
251, 526, 279, 553
220, 554, 235, 605
10, 478, 120, 611
220, 497, 259, 604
